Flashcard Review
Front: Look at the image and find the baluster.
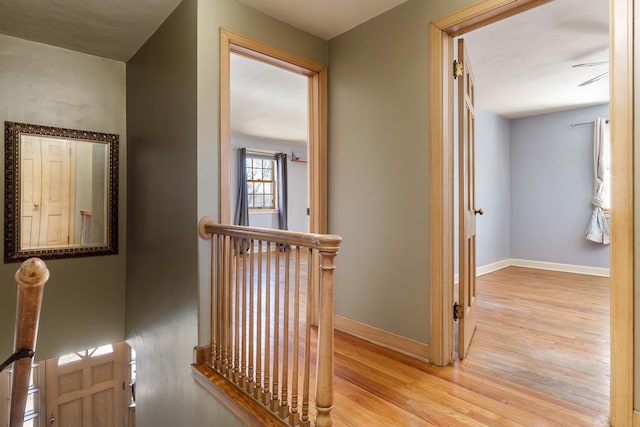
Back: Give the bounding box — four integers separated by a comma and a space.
247, 239, 255, 393
263, 243, 272, 405
222, 235, 232, 377
301, 248, 312, 427
233, 238, 241, 382
280, 245, 290, 418
240, 239, 248, 386
213, 235, 219, 369
270, 247, 281, 411
315, 242, 339, 427
254, 240, 263, 400
290, 246, 301, 425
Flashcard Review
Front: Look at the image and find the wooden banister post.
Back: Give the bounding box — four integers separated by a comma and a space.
10, 257, 50, 427
315, 237, 340, 427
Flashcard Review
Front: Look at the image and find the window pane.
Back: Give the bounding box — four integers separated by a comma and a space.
254, 195, 264, 208
247, 182, 254, 194
92, 344, 114, 357
248, 195, 254, 207
58, 353, 82, 366
264, 183, 273, 195
23, 419, 34, 427
263, 168, 272, 180
264, 195, 274, 208
25, 392, 34, 412
254, 183, 263, 195
264, 160, 273, 171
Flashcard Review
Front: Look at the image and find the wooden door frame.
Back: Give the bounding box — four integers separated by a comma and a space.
428, 0, 633, 425
219, 28, 328, 235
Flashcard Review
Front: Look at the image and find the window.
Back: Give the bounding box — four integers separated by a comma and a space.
247, 157, 276, 210
2, 364, 42, 427
57, 344, 114, 366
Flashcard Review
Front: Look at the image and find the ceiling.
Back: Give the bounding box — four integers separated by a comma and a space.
231, 53, 308, 144
463, 0, 609, 119
236, 0, 408, 40
0, 0, 610, 135
0, 0, 183, 61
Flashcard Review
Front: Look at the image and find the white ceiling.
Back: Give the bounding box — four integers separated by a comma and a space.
0, 0, 610, 132
463, 0, 609, 119
231, 53, 308, 143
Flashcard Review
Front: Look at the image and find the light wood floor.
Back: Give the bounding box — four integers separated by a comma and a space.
331, 266, 610, 426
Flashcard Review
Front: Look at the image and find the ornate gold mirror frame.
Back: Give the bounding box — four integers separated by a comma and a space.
4, 121, 119, 262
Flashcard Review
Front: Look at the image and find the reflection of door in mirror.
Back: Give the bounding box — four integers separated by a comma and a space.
20, 136, 75, 249
5, 121, 118, 262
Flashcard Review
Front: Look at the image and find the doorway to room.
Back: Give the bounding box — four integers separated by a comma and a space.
429, 0, 632, 423
218, 29, 328, 236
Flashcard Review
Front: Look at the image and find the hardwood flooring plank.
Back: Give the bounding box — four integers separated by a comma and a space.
330, 266, 609, 426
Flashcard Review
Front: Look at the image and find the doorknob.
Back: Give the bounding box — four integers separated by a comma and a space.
48, 415, 56, 424
474, 208, 484, 215
33, 202, 39, 208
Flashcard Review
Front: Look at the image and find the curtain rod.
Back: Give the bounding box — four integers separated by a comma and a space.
245, 148, 277, 156
570, 119, 610, 127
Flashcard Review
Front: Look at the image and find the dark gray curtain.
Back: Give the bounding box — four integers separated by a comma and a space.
234, 148, 249, 227
276, 152, 288, 231
234, 148, 250, 252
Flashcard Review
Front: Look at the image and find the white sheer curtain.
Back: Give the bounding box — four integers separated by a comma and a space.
585, 118, 610, 244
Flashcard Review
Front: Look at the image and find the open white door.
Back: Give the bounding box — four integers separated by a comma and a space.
457, 38, 480, 359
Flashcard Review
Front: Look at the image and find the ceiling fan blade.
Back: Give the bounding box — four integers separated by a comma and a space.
573, 61, 609, 68
579, 71, 610, 87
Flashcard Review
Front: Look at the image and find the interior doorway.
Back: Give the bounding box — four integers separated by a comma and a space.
218, 29, 328, 236
428, 0, 633, 424
228, 52, 310, 233
451, 0, 611, 360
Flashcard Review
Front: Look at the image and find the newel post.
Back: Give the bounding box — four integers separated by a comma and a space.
314, 236, 341, 427
9, 258, 50, 427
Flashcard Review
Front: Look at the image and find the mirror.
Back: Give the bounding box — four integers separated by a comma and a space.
4, 121, 118, 262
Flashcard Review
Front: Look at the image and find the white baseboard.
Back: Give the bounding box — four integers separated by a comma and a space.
454, 258, 609, 283
509, 258, 610, 277
477, 259, 511, 276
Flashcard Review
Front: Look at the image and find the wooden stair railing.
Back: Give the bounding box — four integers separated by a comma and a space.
194, 217, 341, 427
1, 258, 50, 427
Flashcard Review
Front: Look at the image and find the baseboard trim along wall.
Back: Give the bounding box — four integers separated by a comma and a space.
342, 258, 608, 362
334, 315, 430, 363
633, 410, 640, 426
477, 259, 511, 276
509, 258, 610, 277
454, 258, 610, 284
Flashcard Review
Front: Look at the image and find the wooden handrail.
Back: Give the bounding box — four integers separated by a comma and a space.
9, 257, 50, 427
197, 216, 341, 427
198, 217, 341, 251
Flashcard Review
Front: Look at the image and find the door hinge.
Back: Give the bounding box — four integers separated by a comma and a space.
453, 60, 463, 79
453, 302, 464, 321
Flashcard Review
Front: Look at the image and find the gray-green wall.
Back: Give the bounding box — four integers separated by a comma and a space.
125, 1, 220, 426
0, 34, 126, 361
328, 0, 475, 343
126, 0, 326, 425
